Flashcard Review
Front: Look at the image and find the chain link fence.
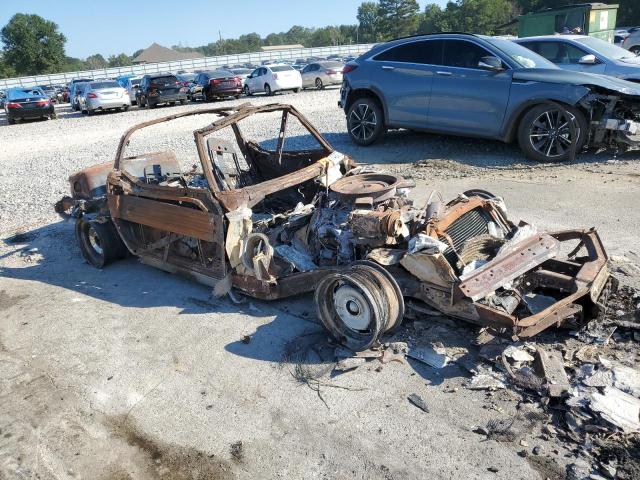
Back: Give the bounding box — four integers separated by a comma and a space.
0, 43, 374, 89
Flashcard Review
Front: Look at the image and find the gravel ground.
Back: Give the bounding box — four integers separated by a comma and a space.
1, 88, 640, 479
1, 87, 639, 235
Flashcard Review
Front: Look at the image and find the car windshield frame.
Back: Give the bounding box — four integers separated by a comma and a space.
208, 70, 235, 78
90, 81, 120, 90
149, 75, 178, 85
573, 36, 637, 60
7, 88, 45, 99
270, 65, 295, 72
489, 37, 559, 69
320, 61, 345, 68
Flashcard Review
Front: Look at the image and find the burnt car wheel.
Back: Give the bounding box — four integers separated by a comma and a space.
347, 98, 385, 146
76, 218, 128, 269
315, 263, 403, 351
518, 104, 587, 163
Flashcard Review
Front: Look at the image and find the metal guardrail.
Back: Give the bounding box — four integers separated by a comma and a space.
0, 43, 375, 89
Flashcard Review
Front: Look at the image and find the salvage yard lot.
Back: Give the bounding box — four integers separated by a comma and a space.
1, 88, 640, 479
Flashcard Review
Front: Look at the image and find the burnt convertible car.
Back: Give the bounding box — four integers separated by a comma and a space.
56, 104, 614, 350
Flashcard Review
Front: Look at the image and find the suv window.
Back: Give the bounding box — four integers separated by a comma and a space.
373, 40, 443, 64
527, 41, 588, 64
149, 75, 178, 86
442, 40, 494, 69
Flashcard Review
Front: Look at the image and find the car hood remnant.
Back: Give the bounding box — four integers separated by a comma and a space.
513, 69, 640, 97
55, 103, 613, 352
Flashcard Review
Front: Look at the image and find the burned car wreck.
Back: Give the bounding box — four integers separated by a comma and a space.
56, 103, 614, 350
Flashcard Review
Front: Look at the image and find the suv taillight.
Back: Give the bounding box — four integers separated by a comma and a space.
36, 99, 50, 106
210, 78, 221, 85
6, 102, 21, 109
342, 64, 358, 74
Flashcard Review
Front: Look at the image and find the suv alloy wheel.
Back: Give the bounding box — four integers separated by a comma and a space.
347, 98, 385, 146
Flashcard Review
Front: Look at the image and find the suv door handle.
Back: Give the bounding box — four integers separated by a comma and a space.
381, 65, 395, 71
436, 71, 452, 76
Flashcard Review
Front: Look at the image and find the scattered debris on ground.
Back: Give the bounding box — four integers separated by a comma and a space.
318, 272, 640, 479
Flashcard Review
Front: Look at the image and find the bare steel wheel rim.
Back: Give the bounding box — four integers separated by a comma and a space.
349, 103, 378, 141
333, 284, 372, 331
529, 108, 577, 159
88, 227, 103, 255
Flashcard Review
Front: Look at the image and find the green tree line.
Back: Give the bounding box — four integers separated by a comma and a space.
2, 1, 640, 79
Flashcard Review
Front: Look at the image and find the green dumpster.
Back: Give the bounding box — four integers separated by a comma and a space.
518, 3, 618, 43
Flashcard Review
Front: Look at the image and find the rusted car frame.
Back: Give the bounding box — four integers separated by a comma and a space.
56, 103, 613, 351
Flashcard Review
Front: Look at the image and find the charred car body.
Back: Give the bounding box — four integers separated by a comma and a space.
56, 104, 614, 350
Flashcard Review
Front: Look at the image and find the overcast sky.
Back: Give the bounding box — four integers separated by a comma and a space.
0, 0, 448, 58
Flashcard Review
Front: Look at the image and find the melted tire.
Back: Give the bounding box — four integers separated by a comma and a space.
76, 218, 127, 269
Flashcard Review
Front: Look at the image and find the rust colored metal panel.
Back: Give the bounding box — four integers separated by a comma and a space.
108, 194, 216, 242
535, 348, 571, 398
518, 302, 583, 337
232, 269, 338, 300
459, 234, 561, 301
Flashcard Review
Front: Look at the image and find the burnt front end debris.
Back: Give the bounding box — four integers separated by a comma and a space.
55, 103, 613, 351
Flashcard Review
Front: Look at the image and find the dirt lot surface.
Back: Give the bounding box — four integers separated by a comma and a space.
1, 88, 639, 479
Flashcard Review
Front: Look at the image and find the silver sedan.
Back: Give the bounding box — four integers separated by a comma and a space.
79, 81, 131, 115
301, 61, 344, 90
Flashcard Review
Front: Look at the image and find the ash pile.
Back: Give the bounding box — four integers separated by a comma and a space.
325, 279, 640, 479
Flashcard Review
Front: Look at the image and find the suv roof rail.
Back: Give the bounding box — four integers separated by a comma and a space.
383, 31, 478, 43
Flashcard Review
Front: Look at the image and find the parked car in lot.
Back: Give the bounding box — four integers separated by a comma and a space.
515, 35, 640, 82
230, 68, 252, 86
37, 85, 58, 102
622, 29, 640, 55
340, 33, 640, 162
136, 74, 188, 108
244, 65, 302, 96
176, 73, 196, 87
78, 81, 131, 115
190, 70, 243, 102
4, 87, 56, 124
69, 80, 92, 111
301, 61, 344, 89
122, 77, 141, 104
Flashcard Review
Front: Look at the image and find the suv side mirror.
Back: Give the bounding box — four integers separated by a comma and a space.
478, 56, 504, 71
579, 54, 598, 65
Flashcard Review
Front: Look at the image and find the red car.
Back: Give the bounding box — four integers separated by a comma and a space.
191, 70, 243, 102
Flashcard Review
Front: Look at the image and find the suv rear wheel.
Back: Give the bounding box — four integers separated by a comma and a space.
76, 218, 128, 268
518, 104, 587, 163
347, 97, 384, 146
